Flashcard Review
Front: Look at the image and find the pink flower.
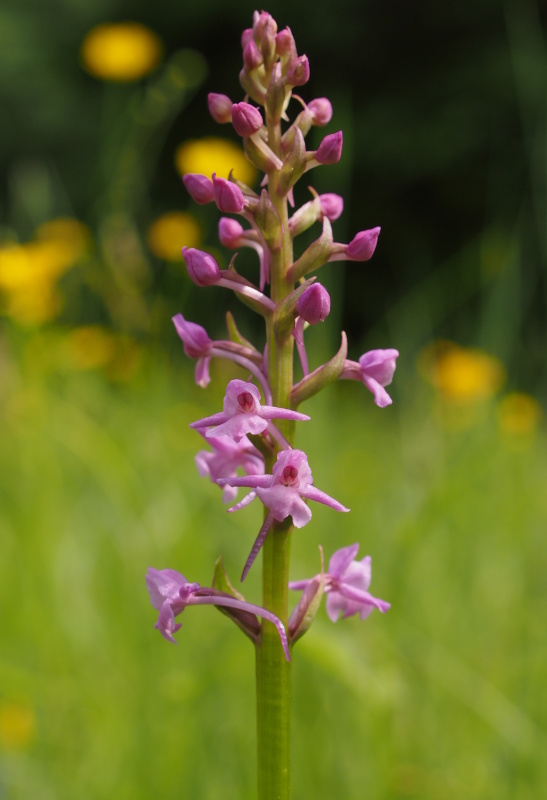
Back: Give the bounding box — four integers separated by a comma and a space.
172, 313, 213, 387
218, 449, 349, 579
341, 349, 399, 407
207, 93, 233, 124
346, 227, 381, 261
182, 173, 215, 205
297, 283, 331, 325
182, 247, 221, 286
314, 131, 343, 164
190, 379, 310, 443
195, 434, 264, 503
146, 567, 290, 659
287, 55, 310, 86
289, 543, 390, 622
212, 174, 246, 213
319, 193, 343, 221
232, 102, 263, 137
308, 97, 333, 126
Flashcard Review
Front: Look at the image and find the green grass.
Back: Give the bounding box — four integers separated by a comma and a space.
1, 348, 546, 799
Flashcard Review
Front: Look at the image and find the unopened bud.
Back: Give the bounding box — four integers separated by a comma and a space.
218, 217, 244, 248
212, 174, 246, 213
207, 93, 233, 124
275, 27, 297, 59
182, 248, 221, 286
297, 283, 331, 324
243, 39, 263, 71
287, 55, 310, 87
308, 97, 333, 126
232, 102, 263, 137
319, 193, 344, 221
314, 131, 343, 165
346, 227, 381, 261
241, 28, 254, 49
182, 173, 215, 205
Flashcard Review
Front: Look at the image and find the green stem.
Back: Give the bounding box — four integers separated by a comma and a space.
256, 144, 295, 799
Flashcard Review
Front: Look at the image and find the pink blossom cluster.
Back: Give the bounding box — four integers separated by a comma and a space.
147, 10, 394, 654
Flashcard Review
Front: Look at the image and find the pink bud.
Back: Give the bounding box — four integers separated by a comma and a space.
207, 93, 233, 124
346, 227, 381, 261
218, 217, 244, 248
287, 55, 310, 86
172, 314, 212, 358
297, 283, 331, 324
182, 173, 215, 205
243, 39, 263, 70
319, 193, 344, 221
275, 27, 296, 58
232, 102, 263, 137
212, 174, 245, 213
308, 97, 333, 126
241, 28, 254, 49
315, 131, 343, 165
182, 247, 221, 286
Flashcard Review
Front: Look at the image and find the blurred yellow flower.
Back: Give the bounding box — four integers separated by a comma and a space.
60, 325, 118, 370
147, 212, 201, 261
419, 341, 506, 403
175, 137, 257, 186
0, 218, 90, 325
0, 700, 35, 750
80, 22, 163, 82
497, 392, 542, 436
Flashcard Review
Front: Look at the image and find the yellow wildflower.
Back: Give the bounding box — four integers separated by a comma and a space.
60, 326, 118, 371
0, 699, 35, 750
175, 137, 257, 186
147, 212, 201, 261
418, 341, 506, 403
80, 22, 163, 82
497, 392, 542, 436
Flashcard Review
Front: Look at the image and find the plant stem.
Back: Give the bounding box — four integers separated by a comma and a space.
256, 151, 295, 799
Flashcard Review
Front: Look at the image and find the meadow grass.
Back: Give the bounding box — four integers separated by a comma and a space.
0, 345, 545, 799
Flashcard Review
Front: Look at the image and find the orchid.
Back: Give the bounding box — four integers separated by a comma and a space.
217, 449, 349, 580
146, 568, 290, 660
289, 544, 390, 622
195, 433, 264, 502
190, 379, 309, 446
147, 12, 397, 799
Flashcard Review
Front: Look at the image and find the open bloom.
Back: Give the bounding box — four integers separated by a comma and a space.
289, 543, 390, 622
217, 449, 349, 579
190, 379, 309, 444
195, 433, 264, 502
341, 349, 399, 407
146, 568, 290, 660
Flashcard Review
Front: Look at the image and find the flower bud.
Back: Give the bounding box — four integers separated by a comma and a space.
297, 283, 331, 324
182, 247, 221, 286
286, 55, 310, 87
308, 97, 333, 126
266, 62, 288, 125
218, 217, 244, 248
315, 131, 343, 164
212, 174, 246, 213
232, 102, 263, 137
243, 39, 263, 71
319, 193, 344, 221
207, 93, 233, 124
275, 27, 297, 59
182, 173, 215, 205
172, 314, 212, 358
346, 227, 381, 261
241, 27, 254, 48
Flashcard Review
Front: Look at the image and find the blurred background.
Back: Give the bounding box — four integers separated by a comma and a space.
1, 0, 546, 798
